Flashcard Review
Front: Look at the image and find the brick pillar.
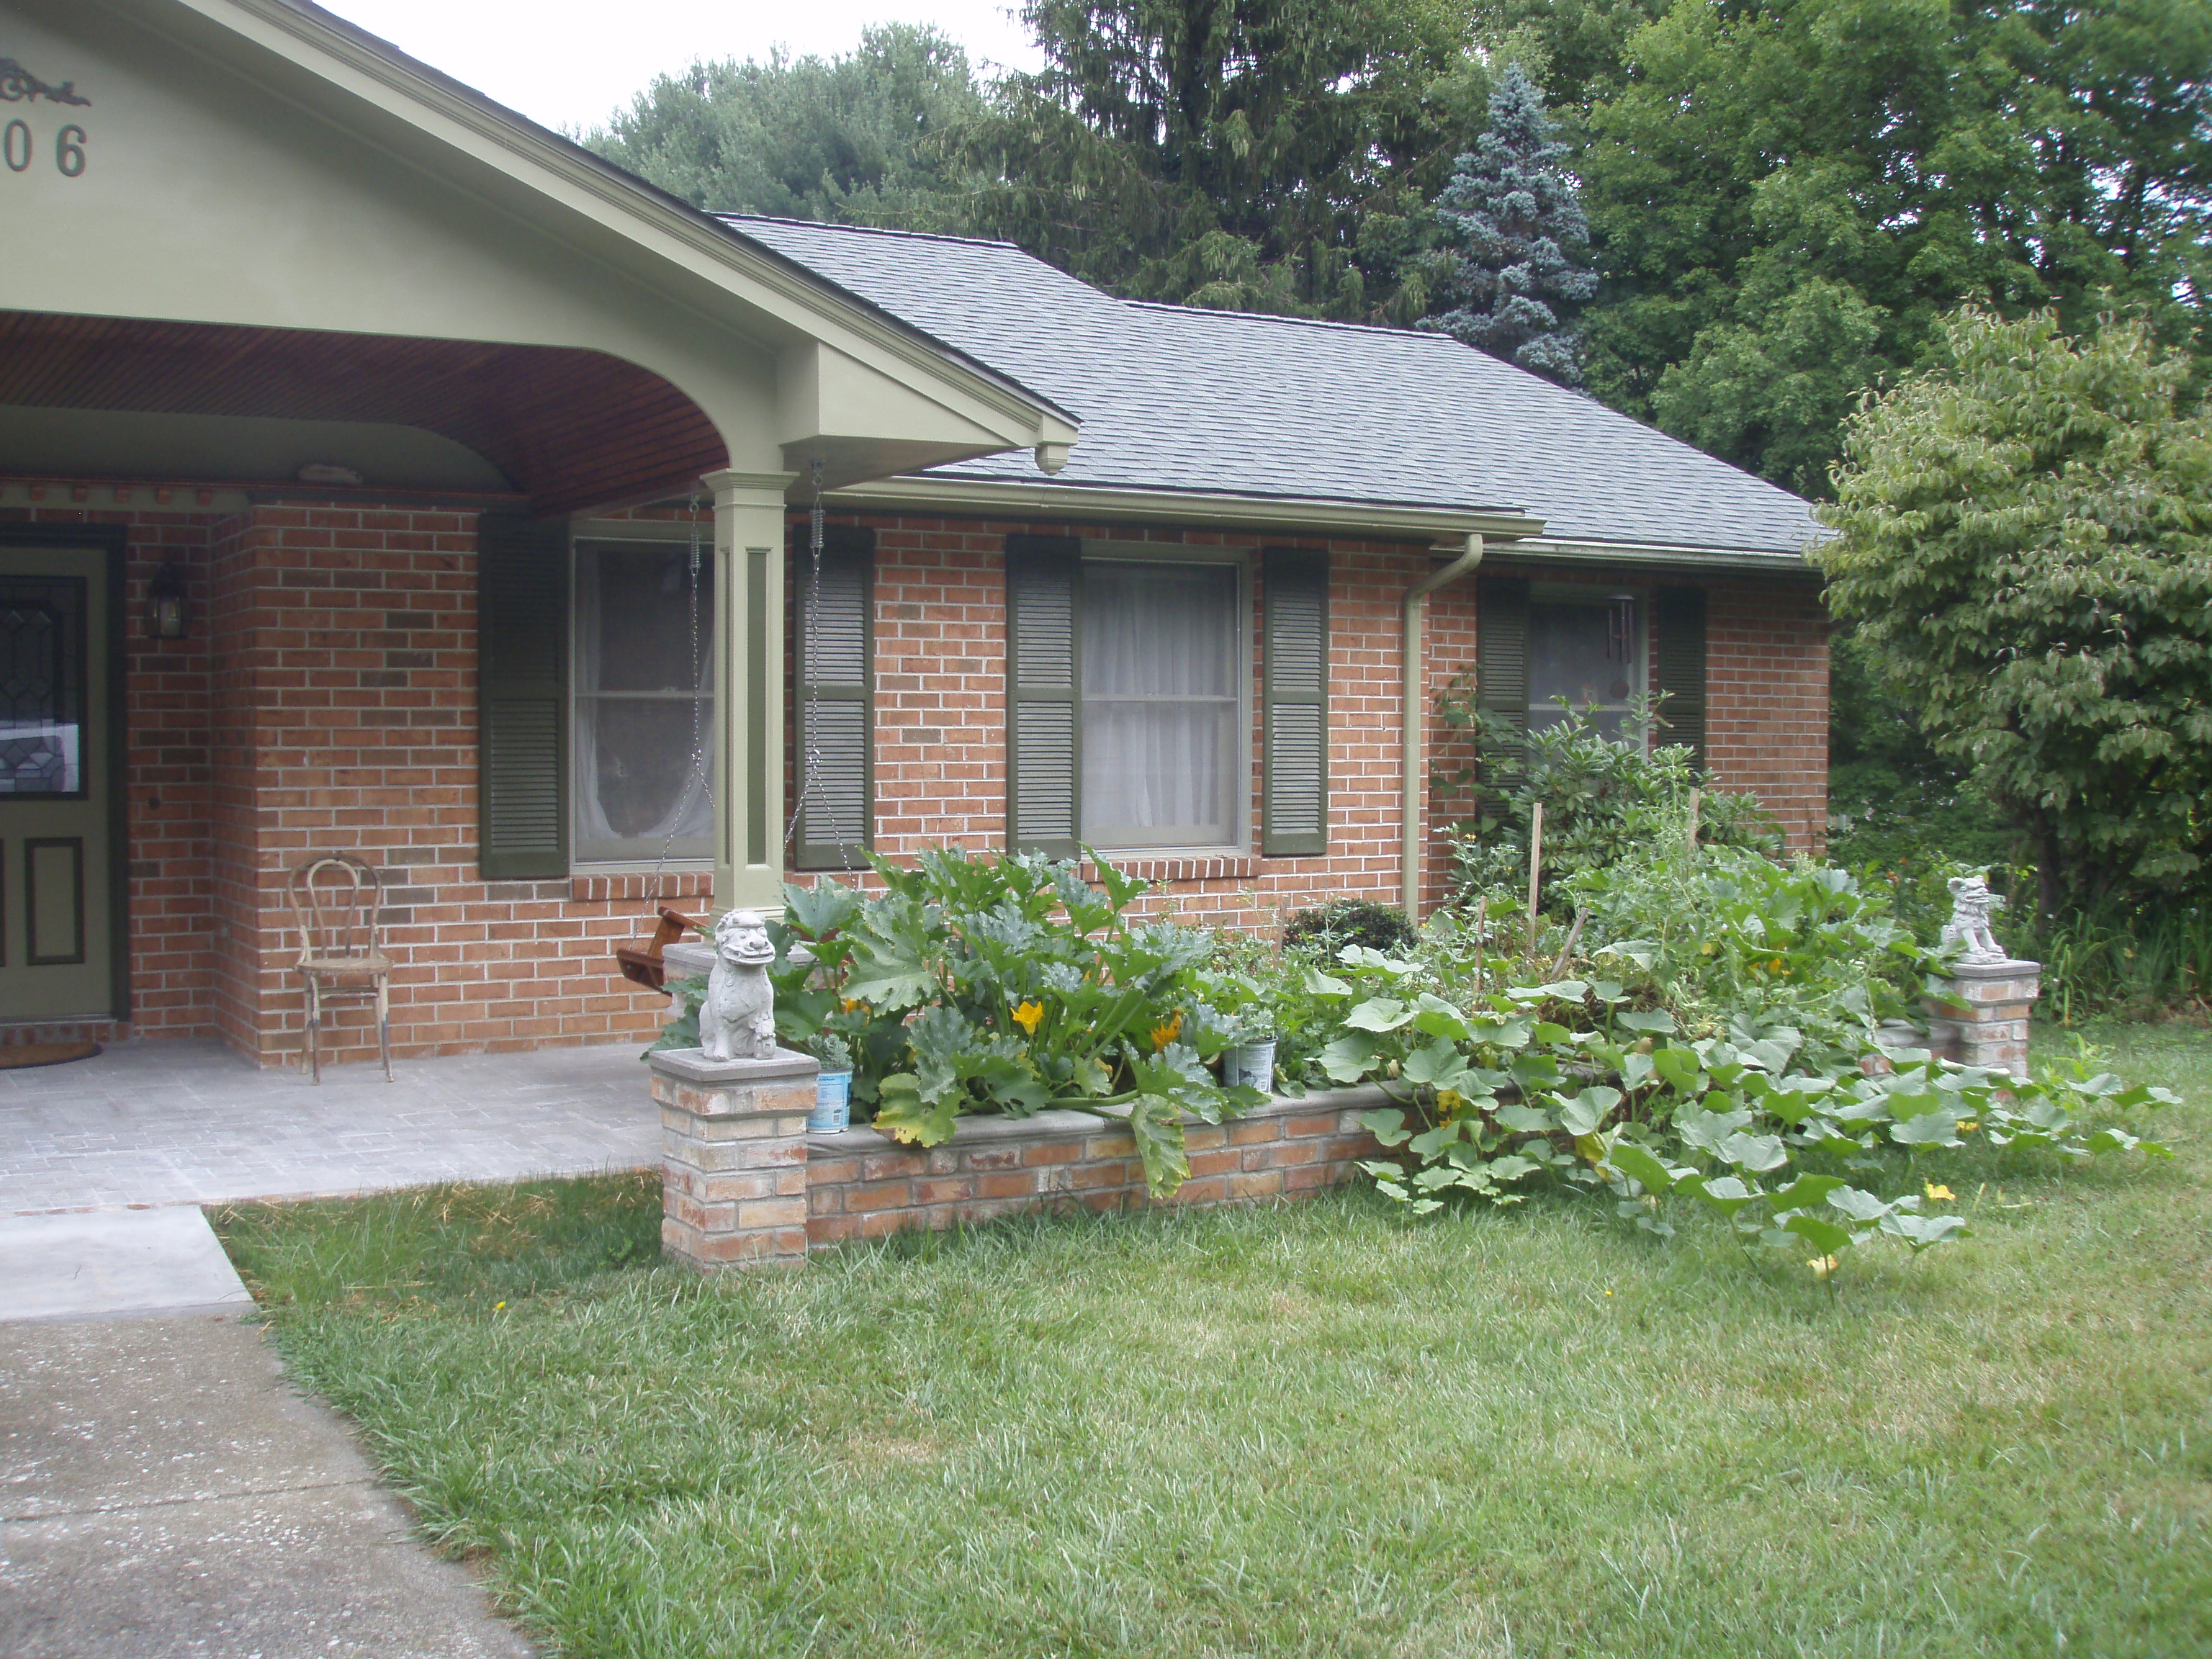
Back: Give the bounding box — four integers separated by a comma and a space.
651, 1046, 817, 1269
1923, 958, 2041, 1079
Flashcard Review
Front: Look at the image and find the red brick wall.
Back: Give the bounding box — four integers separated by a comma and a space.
1707, 579, 1829, 852
803, 1089, 1388, 1248
794, 518, 1830, 928
796, 515, 1437, 934
4, 493, 691, 1062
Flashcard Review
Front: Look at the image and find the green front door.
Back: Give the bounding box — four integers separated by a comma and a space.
0, 541, 121, 1024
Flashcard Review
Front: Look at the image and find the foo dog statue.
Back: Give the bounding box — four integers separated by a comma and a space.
1940, 873, 2010, 966
700, 908, 778, 1061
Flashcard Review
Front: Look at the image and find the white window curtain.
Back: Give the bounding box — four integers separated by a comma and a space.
572, 544, 714, 864
1080, 562, 1238, 846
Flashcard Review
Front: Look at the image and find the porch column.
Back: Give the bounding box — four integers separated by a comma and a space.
706, 470, 796, 916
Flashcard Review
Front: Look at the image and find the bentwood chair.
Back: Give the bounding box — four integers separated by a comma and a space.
287, 853, 394, 1084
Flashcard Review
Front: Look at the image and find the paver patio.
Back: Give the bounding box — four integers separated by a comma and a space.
1, 1038, 660, 1217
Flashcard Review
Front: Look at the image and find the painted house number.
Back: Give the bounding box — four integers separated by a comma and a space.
0, 57, 90, 177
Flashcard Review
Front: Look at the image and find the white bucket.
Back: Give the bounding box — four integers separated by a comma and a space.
809, 1070, 853, 1133
1223, 1039, 1278, 1097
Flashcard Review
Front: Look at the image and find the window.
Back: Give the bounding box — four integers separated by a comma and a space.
1007, 540, 1328, 858
1080, 559, 1241, 848
1474, 577, 1709, 771
570, 539, 714, 866
1527, 588, 1643, 740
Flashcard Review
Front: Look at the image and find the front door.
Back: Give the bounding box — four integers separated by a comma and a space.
0, 540, 121, 1023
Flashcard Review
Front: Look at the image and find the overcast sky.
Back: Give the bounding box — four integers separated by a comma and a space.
320, 0, 1044, 135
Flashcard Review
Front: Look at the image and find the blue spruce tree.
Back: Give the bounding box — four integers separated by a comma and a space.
1426, 64, 1596, 386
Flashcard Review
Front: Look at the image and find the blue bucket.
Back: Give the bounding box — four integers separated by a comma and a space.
809, 1070, 853, 1133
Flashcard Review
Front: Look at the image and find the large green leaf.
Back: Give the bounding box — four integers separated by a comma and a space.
1346, 997, 1416, 1033
1125, 1094, 1190, 1197
1319, 1034, 1380, 1084
781, 878, 861, 940
1780, 1211, 1855, 1254
871, 1074, 960, 1146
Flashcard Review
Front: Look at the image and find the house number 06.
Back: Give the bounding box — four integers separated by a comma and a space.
3, 121, 86, 176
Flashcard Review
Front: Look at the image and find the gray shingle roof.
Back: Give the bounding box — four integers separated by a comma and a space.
726, 216, 1820, 557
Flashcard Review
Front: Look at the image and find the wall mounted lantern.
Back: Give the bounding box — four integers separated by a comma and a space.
149, 563, 188, 639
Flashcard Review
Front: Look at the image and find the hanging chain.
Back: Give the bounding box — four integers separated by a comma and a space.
649, 493, 710, 905
786, 458, 858, 871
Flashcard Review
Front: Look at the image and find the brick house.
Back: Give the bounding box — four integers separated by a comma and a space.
1, 0, 1825, 1068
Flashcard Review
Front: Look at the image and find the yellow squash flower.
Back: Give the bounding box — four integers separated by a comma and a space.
1150, 1012, 1182, 1051
1808, 1255, 1840, 1279
1011, 999, 1044, 1035
1957, 1119, 1979, 1133
1925, 1182, 1954, 1202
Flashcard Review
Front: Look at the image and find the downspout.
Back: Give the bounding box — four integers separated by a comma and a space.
1402, 534, 1485, 917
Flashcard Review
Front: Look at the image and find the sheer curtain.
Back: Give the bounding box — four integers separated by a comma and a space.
572, 544, 714, 863
1081, 562, 1238, 845
1527, 595, 1640, 741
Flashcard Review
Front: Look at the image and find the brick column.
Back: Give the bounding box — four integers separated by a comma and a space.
651, 1046, 817, 1269
1923, 958, 2041, 1079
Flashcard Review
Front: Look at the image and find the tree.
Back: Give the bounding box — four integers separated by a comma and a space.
1560, 0, 2212, 495
1423, 62, 1595, 384
585, 24, 984, 224
944, 0, 1491, 323
1813, 306, 2212, 918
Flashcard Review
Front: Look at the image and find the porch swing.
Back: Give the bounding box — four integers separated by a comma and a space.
611, 463, 852, 992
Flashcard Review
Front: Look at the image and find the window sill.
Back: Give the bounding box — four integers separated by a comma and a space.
570, 870, 716, 904
1080, 853, 1261, 886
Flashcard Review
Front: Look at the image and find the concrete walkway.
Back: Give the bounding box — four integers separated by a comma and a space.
1, 1313, 533, 1659
3, 1036, 660, 1218
0, 1037, 662, 1657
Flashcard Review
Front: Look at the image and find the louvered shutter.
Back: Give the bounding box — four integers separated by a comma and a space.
793, 526, 873, 868
1655, 586, 1708, 766
1262, 548, 1328, 856
476, 515, 570, 879
1005, 536, 1081, 858
1475, 575, 1530, 788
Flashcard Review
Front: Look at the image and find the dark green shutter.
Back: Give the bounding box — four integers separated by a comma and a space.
793, 526, 873, 869
1262, 548, 1328, 856
476, 515, 570, 879
1005, 535, 1081, 858
1655, 586, 1708, 766
1475, 575, 1530, 787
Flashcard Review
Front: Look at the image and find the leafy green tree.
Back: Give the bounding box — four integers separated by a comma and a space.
945, 0, 1491, 322
1424, 63, 1595, 383
1814, 306, 2212, 919
585, 24, 984, 223
1564, 0, 2212, 495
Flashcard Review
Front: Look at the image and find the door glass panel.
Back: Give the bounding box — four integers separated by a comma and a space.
0, 577, 86, 796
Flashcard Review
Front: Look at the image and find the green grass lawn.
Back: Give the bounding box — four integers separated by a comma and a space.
215, 1020, 2211, 1658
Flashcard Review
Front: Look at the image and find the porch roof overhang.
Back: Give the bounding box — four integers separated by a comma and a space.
0, 0, 1078, 512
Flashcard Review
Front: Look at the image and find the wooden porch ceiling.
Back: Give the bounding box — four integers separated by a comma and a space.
0, 312, 728, 518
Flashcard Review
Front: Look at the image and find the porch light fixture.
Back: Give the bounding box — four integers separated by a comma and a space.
149, 562, 188, 639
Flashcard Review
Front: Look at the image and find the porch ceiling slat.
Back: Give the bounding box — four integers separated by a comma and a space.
0, 311, 727, 514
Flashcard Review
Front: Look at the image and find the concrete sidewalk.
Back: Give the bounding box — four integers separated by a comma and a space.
0, 1038, 667, 1657
0, 1313, 534, 1659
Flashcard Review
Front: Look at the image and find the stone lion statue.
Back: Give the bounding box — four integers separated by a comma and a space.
700, 908, 778, 1061
1941, 873, 2009, 965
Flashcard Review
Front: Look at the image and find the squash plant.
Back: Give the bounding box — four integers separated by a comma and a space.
768, 848, 1262, 1196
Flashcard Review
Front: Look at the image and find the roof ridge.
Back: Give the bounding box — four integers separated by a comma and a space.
716, 213, 1025, 254
1113, 295, 1463, 347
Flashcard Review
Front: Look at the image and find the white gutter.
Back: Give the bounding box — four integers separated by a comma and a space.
1402, 534, 1485, 917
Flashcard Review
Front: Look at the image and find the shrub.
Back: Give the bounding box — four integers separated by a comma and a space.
1435, 690, 1779, 912
1282, 899, 1419, 958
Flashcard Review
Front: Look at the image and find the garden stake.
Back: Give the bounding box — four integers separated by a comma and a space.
1686, 786, 1702, 857
1526, 802, 1545, 964
1552, 906, 1588, 977
1470, 896, 1486, 995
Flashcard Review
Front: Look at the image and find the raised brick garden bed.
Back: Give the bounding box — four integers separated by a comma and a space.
801, 1086, 1392, 1248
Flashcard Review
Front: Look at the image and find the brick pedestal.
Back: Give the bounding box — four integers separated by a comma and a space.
1923, 958, 2041, 1079
652, 1046, 818, 1269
